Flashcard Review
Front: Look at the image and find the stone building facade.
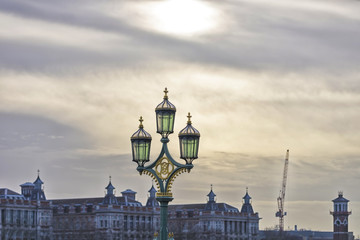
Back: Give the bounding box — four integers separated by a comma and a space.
0, 174, 52, 240
51, 181, 160, 240
1, 175, 261, 240
168, 187, 261, 240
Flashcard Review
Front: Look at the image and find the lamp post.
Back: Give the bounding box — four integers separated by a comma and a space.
130, 88, 200, 240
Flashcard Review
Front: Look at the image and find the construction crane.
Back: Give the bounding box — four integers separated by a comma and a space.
276, 149, 289, 233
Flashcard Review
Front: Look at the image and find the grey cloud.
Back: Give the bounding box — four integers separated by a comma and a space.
46, 153, 134, 197
182, 151, 360, 203
0, 112, 91, 150
1, 0, 359, 73
0, 112, 133, 197
0, 0, 185, 45
182, 151, 287, 201
0, 39, 144, 71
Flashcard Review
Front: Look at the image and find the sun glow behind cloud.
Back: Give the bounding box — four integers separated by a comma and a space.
136, 0, 219, 36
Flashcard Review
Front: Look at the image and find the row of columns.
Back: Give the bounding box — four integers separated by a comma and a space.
1, 209, 37, 227
0, 229, 37, 240
123, 214, 158, 231
224, 220, 248, 235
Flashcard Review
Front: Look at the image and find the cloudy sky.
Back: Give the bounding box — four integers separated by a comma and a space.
1, 0, 360, 235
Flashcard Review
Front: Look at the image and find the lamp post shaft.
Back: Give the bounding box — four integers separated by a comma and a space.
158, 198, 171, 240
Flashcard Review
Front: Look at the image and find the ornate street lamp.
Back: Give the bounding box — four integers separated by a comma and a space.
131, 116, 152, 167
155, 88, 176, 138
179, 113, 200, 165
130, 88, 200, 240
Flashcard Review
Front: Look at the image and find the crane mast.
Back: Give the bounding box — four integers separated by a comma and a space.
276, 149, 289, 233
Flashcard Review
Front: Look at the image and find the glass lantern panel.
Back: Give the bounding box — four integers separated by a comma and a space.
162, 114, 170, 132
180, 137, 199, 159
157, 112, 175, 134
156, 113, 160, 133
132, 140, 151, 163
167, 113, 175, 132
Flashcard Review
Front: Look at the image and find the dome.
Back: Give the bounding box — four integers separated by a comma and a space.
178, 113, 200, 137
20, 182, 35, 187
178, 123, 200, 137
241, 188, 254, 214
333, 191, 349, 203
155, 88, 176, 112
243, 192, 252, 202
106, 181, 115, 191
131, 117, 152, 140
33, 175, 44, 185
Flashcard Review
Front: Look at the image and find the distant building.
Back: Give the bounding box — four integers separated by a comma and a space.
0, 174, 160, 240
51, 179, 160, 240
0, 172, 53, 240
330, 192, 353, 240
259, 229, 334, 240
259, 192, 355, 240
168, 187, 261, 240
1, 174, 261, 240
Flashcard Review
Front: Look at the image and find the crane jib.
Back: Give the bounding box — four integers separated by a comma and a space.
276, 149, 289, 233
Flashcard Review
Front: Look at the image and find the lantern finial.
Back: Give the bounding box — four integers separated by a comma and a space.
139, 116, 144, 128
187, 112, 192, 125
164, 88, 169, 99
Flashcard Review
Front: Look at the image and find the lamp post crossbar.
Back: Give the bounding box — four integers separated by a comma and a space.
137, 138, 193, 194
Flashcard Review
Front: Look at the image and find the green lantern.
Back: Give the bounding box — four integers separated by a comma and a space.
155, 88, 176, 138
178, 113, 200, 164
131, 116, 152, 167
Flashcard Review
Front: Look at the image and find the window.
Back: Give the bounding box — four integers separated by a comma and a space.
136, 216, 139, 229
86, 205, 93, 213
16, 210, 21, 226
124, 216, 128, 230
64, 206, 69, 214
130, 216, 134, 230
10, 210, 14, 224
1, 210, 5, 225
75, 205, 81, 213
30, 211, 35, 226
